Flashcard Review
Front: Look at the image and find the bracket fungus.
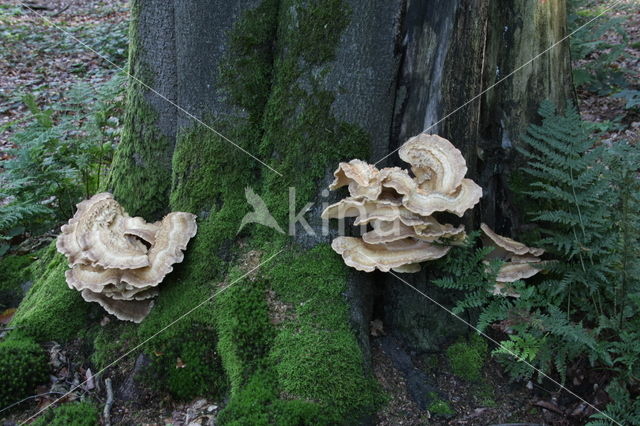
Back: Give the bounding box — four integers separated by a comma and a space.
56, 192, 197, 323
322, 133, 481, 273
480, 223, 544, 297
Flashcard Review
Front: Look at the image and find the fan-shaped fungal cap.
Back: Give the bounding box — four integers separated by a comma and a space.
322, 197, 401, 220
480, 223, 544, 258
412, 217, 466, 241
57, 193, 151, 269
324, 133, 483, 274
362, 220, 416, 244
398, 133, 468, 193
321, 197, 425, 226
80, 289, 154, 323
329, 159, 382, 200
331, 236, 450, 273
66, 212, 197, 291
102, 285, 159, 301
383, 168, 482, 217
57, 193, 197, 323
490, 282, 520, 298
122, 216, 161, 245
479, 224, 545, 298
361, 217, 465, 245
496, 262, 542, 283
392, 263, 422, 273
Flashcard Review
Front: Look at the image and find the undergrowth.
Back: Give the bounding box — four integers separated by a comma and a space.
436, 101, 640, 424
0, 74, 126, 256
569, 0, 633, 98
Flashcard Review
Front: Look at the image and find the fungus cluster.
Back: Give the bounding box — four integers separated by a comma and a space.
322, 134, 482, 273
56, 193, 197, 322
480, 223, 544, 297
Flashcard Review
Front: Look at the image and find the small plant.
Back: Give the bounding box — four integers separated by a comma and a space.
446, 334, 488, 382
586, 380, 640, 425
432, 231, 508, 322
426, 392, 455, 417
474, 382, 497, 407
0, 73, 125, 255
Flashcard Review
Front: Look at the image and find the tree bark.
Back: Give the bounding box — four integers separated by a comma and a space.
106, 0, 177, 219
384, 0, 574, 354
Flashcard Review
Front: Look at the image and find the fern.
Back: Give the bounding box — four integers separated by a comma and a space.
432, 232, 508, 317
434, 102, 640, 399
587, 380, 640, 426
0, 73, 125, 254
606, 142, 640, 327
510, 103, 640, 391
492, 334, 545, 380
518, 101, 618, 319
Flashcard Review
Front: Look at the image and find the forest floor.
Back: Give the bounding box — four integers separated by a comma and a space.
0, 0, 128, 158
1, 0, 639, 425
574, 0, 640, 145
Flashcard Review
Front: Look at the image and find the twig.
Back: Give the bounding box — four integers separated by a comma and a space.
103, 377, 113, 426
21, 2, 51, 11
51, 4, 71, 18
0, 391, 65, 414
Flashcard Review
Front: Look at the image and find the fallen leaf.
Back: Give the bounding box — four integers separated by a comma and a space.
0, 308, 17, 325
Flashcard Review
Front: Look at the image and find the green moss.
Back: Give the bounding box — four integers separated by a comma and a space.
446, 333, 488, 382
220, 0, 279, 127
427, 397, 455, 417
214, 267, 273, 392
10, 243, 89, 342
262, 246, 382, 423
218, 370, 327, 425
106, 0, 172, 219
292, 0, 349, 64
135, 272, 226, 400
32, 401, 99, 426
90, 321, 136, 370
0, 333, 49, 409
0, 254, 34, 308
156, 327, 226, 400
473, 382, 497, 407
215, 0, 381, 423
170, 122, 256, 276
90, 272, 227, 401
211, 245, 382, 424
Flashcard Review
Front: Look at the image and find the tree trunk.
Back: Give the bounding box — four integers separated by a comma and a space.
9, 0, 574, 422
384, 0, 574, 354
